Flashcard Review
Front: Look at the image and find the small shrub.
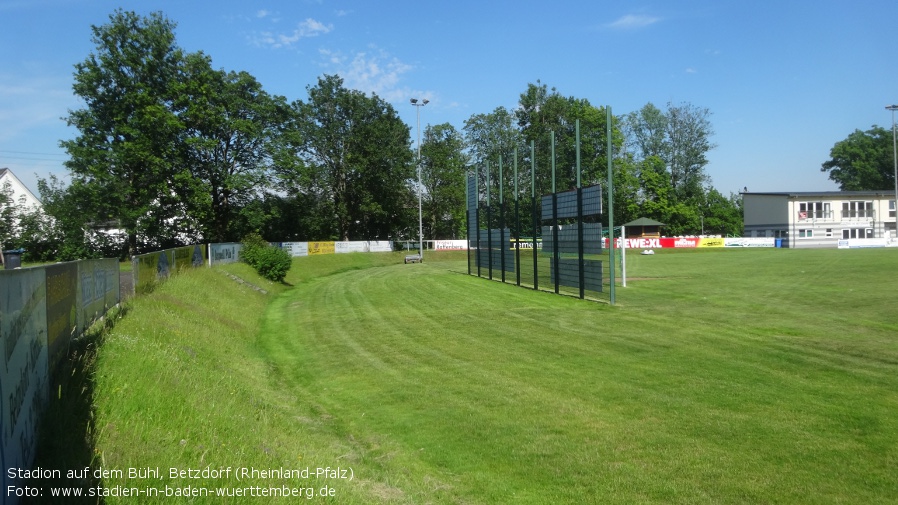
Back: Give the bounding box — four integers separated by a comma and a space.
240, 232, 269, 267
240, 233, 291, 282
254, 246, 292, 282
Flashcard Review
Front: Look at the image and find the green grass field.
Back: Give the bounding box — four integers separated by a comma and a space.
37, 248, 898, 503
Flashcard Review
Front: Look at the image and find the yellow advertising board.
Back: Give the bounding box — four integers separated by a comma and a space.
697, 238, 725, 247
308, 241, 336, 255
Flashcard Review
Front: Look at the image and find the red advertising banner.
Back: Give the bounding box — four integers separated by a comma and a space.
605, 237, 727, 249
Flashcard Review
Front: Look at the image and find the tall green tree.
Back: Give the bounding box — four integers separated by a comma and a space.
420, 123, 468, 239
625, 102, 667, 161
702, 188, 744, 237
464, 107, 522, 175
516, 81, 616, 194
32, 175, 126, 260
821, 126, 895, 190
666, 102, 715, 200
61, 9, 185, 256
175, 52, 290, 242
463, 107, 522, 232
636, 156, 673, 218
625, 101, 716, 201
284, 75, 414, 241
623, 101, 720, 233
0, 181, 65, 262
611, 156, 642, 227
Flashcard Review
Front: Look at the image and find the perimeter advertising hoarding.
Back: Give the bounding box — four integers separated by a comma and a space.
279, 242, 308, 257
133, 250, 171, 294
366, 241, 393, 252
837, 238, 894, 249
335, 241, 367, 253
78, 259, 120, 335
133, 245, 204, 293
334, 241, 395, 253
308, 241, 335, 255
615, 237, 714, 249
435, 240, 468, 250
173, 244, 206, 272
603, 237, 773, 248
1, 268, 49, 498
293, 241, 404, 255
723, 238, 776, 247
209, 243, 242, 265
45, 262, 78, 377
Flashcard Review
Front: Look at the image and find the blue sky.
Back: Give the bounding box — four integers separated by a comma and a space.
1, 0, 897, 198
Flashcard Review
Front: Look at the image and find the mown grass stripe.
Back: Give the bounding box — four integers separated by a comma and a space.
40, 249, 898, 504
258, 250, 898, 504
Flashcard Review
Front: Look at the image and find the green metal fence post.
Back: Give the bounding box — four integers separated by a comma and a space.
476, 168, 481, 278
531, 140, 538, 291
499, 156, 506, 283
486, 161, 493, 281
576, 119, 585, 299
466, 170, 471, 275
551, 131, 559, 295
514, 148, 521, 287
607, 106, 615, 305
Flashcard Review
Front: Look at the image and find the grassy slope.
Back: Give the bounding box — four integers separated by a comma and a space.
258, 248, 898, 504
60, 249, 898, 504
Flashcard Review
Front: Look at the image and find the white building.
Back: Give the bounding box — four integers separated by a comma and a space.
743, 191, 896, 248
0, 168, 42, 210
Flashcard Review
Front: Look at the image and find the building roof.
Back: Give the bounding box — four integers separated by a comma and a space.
624, 217, 666, 227
0, 167, 42, 206
742, 190, 894, 198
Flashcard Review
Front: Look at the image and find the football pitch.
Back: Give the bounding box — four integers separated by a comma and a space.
70, 248, 898, 504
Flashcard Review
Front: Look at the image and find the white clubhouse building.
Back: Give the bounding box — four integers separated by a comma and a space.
742, 191, 896, 248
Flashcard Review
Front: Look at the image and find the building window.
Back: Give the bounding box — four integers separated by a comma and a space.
842, 201, 873, 219
798, 229, 813, 238
825, 229, 833, 237
890, 200, 896, 219
842, 228, 873, 239
774, 230, 789, 238
798, 201, 831, 220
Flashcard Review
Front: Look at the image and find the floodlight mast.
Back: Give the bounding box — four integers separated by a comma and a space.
888, 104, 898, 238
411, 98, 429, 261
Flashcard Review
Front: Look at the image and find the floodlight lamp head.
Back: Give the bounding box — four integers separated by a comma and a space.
410, 98, 418, 104
887, 104, 898, 111
423, 99, 429, 105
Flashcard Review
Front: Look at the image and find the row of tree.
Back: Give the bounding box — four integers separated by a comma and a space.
455, 83, 744, 237
8, 10, 748, 262
51, 10, 417, 259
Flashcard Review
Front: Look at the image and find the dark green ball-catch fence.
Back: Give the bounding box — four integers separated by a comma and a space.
466, 111, 617, 303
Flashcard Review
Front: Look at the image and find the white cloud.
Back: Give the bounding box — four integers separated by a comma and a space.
300, 18, 332, 35
318, 47, 419, 103
607, 14, 660, 29
252, 17, 333, 48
